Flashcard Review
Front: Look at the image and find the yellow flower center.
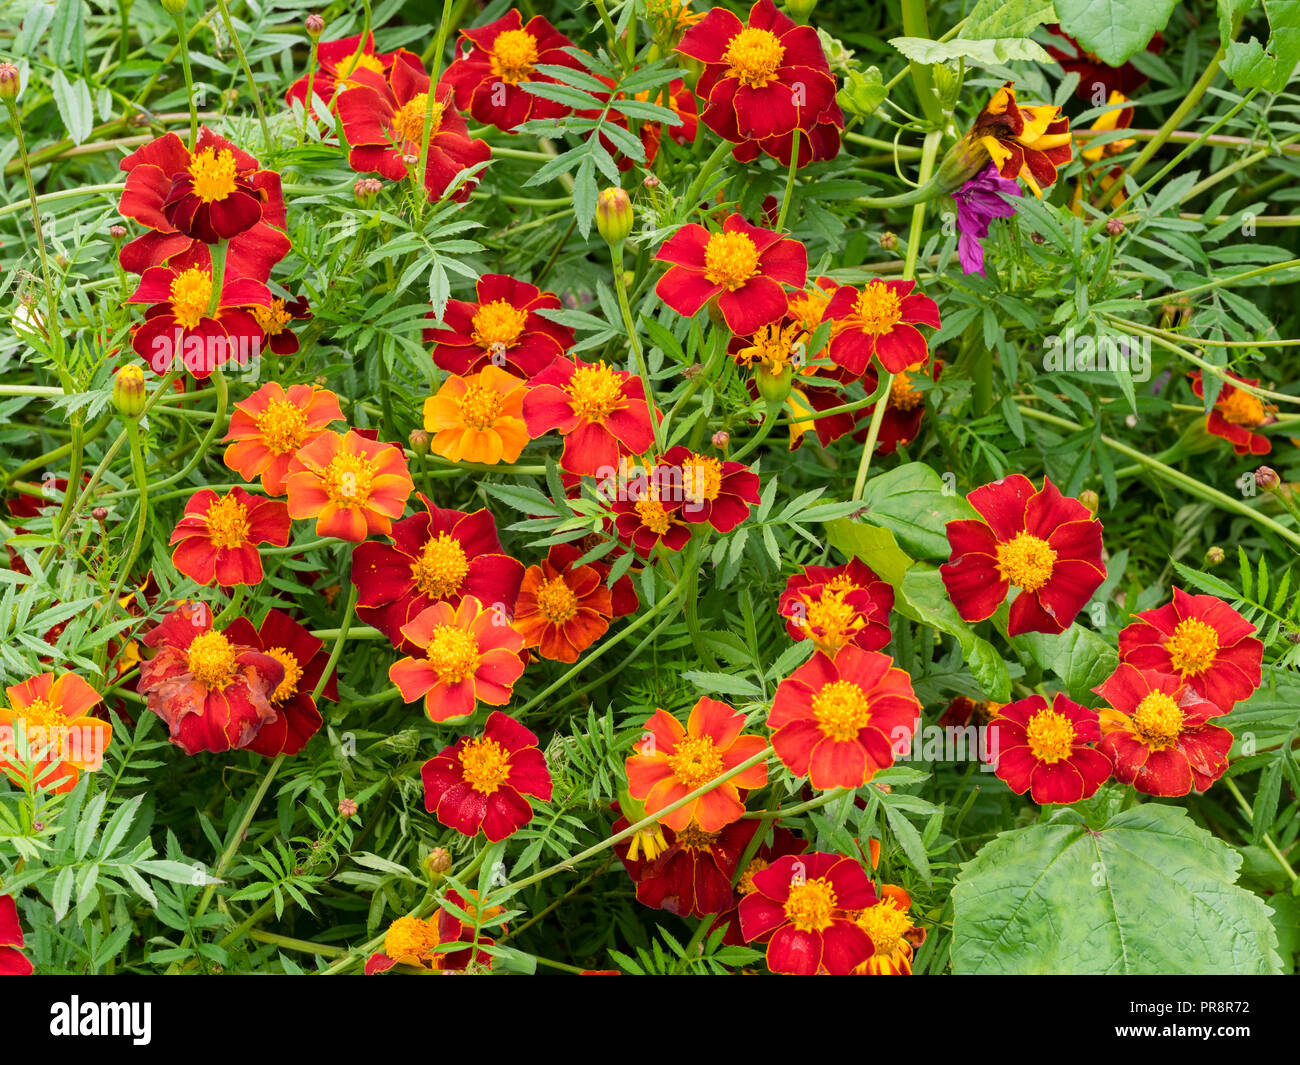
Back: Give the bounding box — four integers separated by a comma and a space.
204, 493, 251, 549
567, 363, 625, 422
392, 92, 444, 146
1024, 707, 1076, 764
854, 899, 912, 956
471, 299, 528, 350
787, 291, 829, 333
736, 322, 802, 373
265, 647, 303, 703
411, 533, 470, 599
724, 27, 785, 89
888, 367, 925, 410
188, 147, 239, 203
534, 576, 578, 623
425, 624, 481, 683
458, 736, 512, 794
704, 231, 760, 291
784, 876, 838, 933
803, 588, 860, 653
489, 28, 540, 84
255, 398, 310, 454
186, 630, 238, 689
1217, 389, 1268, 428
169, 266, 213, 330
457, 380, 504, 431
995, 532, 1057, 593
1132, 690, 1185, 749
810, 679, 873, 742
384, 915, 439, 965
665, 734, 725, 788
321, 451, 376, 506
682, 453, 723, 505
251, 298, 292, 336
675, 823, 721, 850
1164, 618, 1220, 677
633, 496, 673, 535
851, 282, 903, 335
14, 697, 65, 731
338, 51, 386, 79
627, 823, 669, 862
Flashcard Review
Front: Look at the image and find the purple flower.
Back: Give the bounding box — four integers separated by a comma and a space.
952, 164, 1021, 276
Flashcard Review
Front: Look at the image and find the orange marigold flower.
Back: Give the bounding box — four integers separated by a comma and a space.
365, 890, 501, 974
852, 884, 925, 975
223, 382, 344, 496
285, 429, 414, 542
1189, 371, 1277, 456
389, 596, 526, 723
423, 365, 530, 465
169, 487, 290, 587
512, 543, 617, 663
0, 673, 110, 794
625, 697, 769, 832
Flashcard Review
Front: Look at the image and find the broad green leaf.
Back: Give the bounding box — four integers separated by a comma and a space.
890, 36, 1054, 66
1054, 0, 1176, 65
1013, 623, 1117, 705
962, 0, 1058, 38
857, 462, 975, 560
51, 70, 94, 145
952, 804, 1282, 974
824, 518, 914, 586
897, 567, 1012, 702
1223, 0, 1300, 92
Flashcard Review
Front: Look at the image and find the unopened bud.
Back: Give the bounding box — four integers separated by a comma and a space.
409, 429, 429, 456
1104, 218, 1125, 237
642, 173, 660, 189
785, 0, 818, 22
712, 430, 729, 450
1078, 489, 1099, 516
595, 187, 634, 246
1205, 546, 1225, 566
1255, 466, 1280, 492
0, 63, 19, 102
109, 224, 127, 240
113, 365, 147, 419
879, 231, 897, 251
337, 797, 358, 818
306, 13, 324, 38
160, 0, 187, 13
92, 506, 109, 524
753, 363, 793, 405
426, 847, 452, 877
354, 177, 382, 205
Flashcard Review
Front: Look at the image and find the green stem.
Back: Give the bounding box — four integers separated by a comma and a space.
682, 139, 734, 211
612, 243, 664, 452
214, 0, 274, 153
174, 8, 199, 149
775, 143, 800, 231
1125, 45, 1227, 181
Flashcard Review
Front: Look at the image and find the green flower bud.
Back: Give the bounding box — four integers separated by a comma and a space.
595, 187, 633, 246
113, 365, 147, 419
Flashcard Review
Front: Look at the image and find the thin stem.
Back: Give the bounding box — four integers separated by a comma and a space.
214, 0, 274, 153
174, 7, 199, 148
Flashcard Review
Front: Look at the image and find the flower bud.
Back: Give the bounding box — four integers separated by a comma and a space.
0, 63, 20, 102
1104, 218, 1125, 236
711, 430, 729, 450
408, 428, 430, 456
337, 797, 358, 818
113, 365, 147, 419
753, 362, 793, 405
425, 847, 452, 878
642, 173, 660, 189
109, 224, 127, 240
354, 177, 382, 206
879, 231, 898, 251
1078, 488, 1099, 516
1205, 546, 1225, 566
785, 0, 818, 23
92, 506, 109, 524
595, 187, 633, 246
1255, 466, 1280, 492
161, 0, 187, 15
306, 13, 324, 38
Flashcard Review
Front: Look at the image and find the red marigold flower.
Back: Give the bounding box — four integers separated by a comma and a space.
425, 273, 576, 379
284, 429, 414, 542
678, 0, 837, 147
730, 103, 845, 168
639, 79, 699, 164
626, 698, 769, 832
523, 355, 656, 476
769, 646, 919, 789
1044, 25, 1163, 101
224, 382, 345, 496
851, 884, 925, 975
512, 543, 618, 663
655, 213, 808, 335
351, 496, 524, 647
609, 479, 692, 558
739, 851, 876, 975
286, 32, 396, 114
0, 895, 33, 975
937, 695, 1001, 729
136, 602, 286, 754
659, 445, 760, 533
778, 559, 895, 655
389, 596, 526, 723
941, 474, 1105, 636
127, 247, 272, 378
440, 10, 586, 131
0, 672, 110, 794
712, 823, 807, 944
1095, 663, 1233, 797
823, 280, 940, 377
223, 609, 338, 757
250, 296, 311, 356
365, 890, 501, 974
169, 487, 290, 587
422, 364, 531, 464
420, 711, 552, 842
986, 693, 1112, 805
1116, 588, 1263, 712
1189, 371, 1277, 456
337, 49, 490, 203
856, 359, 942, 455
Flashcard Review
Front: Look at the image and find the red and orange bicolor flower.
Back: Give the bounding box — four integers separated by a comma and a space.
823, 280, 940, 377
1095, 663, 1233, 797
223, 382, 345, 497
338, 49, 490, 204
655, 213, 808, 335
941, 474, 1105, 636
852, 884, 925, 975
423, 365, 530, 465
0, 672, 110, 794
1117, 588, 1263, 712
351, 497, 524, 647
1189, 371, 1277, 456
441, 9, 585, 131
625, 698, 768, 832
169, 487, 290, 587
365, 891, 501, 975
421, 711, 552, 842
778, 559, 895, 655
284, 429, 414, 542
250, 295, 311, 356
739, 851, 876, 975
523, 356, 656, 476
769, 647, 920, 789
0, 895, 33, 975
389, 596, 526, 723
286, 32, 396, 114
425, 273, 575, 379
955, 82, 1073, 197
610, 479, 692, 558
223, 609, 338, 757
986, 693, 1112, 805
660, 446, 760, 533
136, 602, 286, 755
512, 543, 618, 663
